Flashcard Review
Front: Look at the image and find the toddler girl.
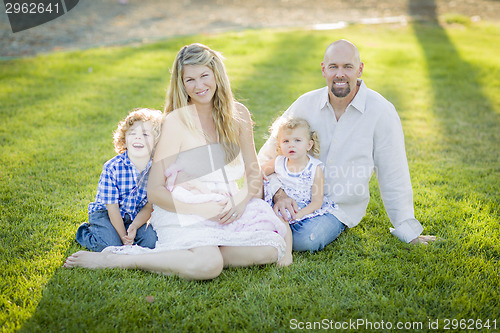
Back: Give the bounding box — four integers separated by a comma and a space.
263, 117, 337, 223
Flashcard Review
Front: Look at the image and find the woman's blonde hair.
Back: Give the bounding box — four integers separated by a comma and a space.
272, 117, 320, 157
113, 108, 164, 154
164, 43, 241, 163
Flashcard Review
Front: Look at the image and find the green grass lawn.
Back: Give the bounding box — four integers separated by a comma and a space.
1, 19, 499, 332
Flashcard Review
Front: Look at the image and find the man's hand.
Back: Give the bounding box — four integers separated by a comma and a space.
409, 235, 437, 245
273, 189, 298, 222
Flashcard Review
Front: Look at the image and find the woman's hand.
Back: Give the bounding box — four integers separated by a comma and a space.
196, 198, 229, 221
217, 196, 246, 224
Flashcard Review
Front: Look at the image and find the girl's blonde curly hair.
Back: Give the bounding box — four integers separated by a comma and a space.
271, 117, 320, 158
113, 108, 164, 154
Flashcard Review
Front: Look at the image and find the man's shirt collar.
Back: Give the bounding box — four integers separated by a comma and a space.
349, 79, 367, 114
322, 79, 367, 114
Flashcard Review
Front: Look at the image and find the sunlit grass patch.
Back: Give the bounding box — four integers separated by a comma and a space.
1, 20, 499, 332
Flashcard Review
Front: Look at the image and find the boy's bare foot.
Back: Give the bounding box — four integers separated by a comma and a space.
63, 250, 121, 269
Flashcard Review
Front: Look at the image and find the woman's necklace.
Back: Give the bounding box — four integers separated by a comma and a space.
198, 111, 218, 144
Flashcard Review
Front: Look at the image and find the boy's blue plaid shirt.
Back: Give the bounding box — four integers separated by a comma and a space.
88, 152, 152, 220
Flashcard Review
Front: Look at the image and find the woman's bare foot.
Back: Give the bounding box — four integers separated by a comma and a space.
276, 252, 293, 267
63, 250, 122, 269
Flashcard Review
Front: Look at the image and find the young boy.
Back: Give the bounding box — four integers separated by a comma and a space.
76, 108, 163, 251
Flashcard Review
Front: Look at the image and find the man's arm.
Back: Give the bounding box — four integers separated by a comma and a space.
373, 107, 428, 243
262, 157, 276, 176
258, 134, 278, 165
272, 188, 299, 222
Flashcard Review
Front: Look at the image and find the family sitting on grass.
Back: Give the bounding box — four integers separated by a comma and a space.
64, 40, 435, 280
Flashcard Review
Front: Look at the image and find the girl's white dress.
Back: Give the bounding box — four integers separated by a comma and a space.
104, 144, 286, 260
264, 155, 337, 223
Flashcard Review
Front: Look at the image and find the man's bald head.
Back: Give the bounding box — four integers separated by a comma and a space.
321, 39, 364, 102
324, 39, 361, 66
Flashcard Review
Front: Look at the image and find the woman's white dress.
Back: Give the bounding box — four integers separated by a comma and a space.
104, 144, 286, 260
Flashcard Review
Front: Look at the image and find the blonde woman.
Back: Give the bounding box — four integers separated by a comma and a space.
65, 44, 292, 279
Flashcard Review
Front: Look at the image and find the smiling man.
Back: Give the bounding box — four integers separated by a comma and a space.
259, 39, 435, 252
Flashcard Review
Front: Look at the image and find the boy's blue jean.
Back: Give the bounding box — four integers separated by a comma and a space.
76, 210, 157, 252
289, 213, 345, 253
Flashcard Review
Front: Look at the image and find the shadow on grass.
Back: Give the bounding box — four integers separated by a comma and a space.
0, 42, 179, 332
9, 20, 499, 332
409, 0, 499, 164
12, 34, 333, 332
224, 29, 329, 148
407, 0, 499, 255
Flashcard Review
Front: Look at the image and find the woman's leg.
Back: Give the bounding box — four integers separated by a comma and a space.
64, 246, 224, 280
277, 224, 293, 267
219, 246, 278, 267
290, 213, 345, 252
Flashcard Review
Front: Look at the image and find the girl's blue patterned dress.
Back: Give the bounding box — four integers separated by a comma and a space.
264, 155, 337, 223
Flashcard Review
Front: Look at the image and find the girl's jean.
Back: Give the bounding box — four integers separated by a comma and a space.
289, 213, 345, 252
76, 210, 157, 252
